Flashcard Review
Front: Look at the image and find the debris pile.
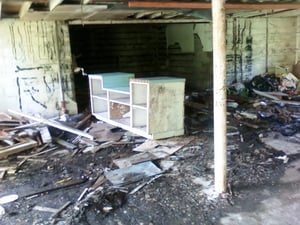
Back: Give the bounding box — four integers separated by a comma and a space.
0, 109, 203, 224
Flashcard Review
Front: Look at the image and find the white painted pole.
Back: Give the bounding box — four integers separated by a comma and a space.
212, 0, 227, 193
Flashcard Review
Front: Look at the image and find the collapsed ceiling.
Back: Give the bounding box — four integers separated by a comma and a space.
1, 0, 300, 23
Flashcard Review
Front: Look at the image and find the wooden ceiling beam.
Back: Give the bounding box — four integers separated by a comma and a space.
128, 1, 300, 10
49, 0, 63, 10
19, 1, 32, 17
1, 2, 21, 14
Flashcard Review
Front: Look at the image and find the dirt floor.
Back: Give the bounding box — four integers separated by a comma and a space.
0, 98, 296, 225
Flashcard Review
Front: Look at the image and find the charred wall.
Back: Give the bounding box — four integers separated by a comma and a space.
226, 17, 299, 85
69, 24, 168, 76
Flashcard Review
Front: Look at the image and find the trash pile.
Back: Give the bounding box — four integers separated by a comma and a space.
226, 70, 300, 136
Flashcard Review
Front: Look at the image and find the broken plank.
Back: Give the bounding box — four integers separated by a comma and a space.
53, 138, 77, 150
129, 174, 163, 194
0, 138, 37, 159
0, 166, 16, 172
0, 112, 13, 121
252, 89, 280, 100
272, 99, 300, 106
0, 171, 6, 180
23, 178, 88, 199
90, 175, 106, 190
74, 113, 92, 129
3, 122, 40, 131
50, 201, 72, 218
239, 120, 259, 129
113, 137, 195, 168
16, 145, 57, 169
113, 151, 169, 168
8, 109, 94, 140
133, 136, 194, 154
33, 206, 58, 213
105, 161, 162, 186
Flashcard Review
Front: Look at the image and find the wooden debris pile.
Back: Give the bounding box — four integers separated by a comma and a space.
0, 108, 200, 223
0, 110, 94, 160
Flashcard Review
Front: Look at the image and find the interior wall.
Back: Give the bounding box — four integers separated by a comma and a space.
226, 17, 297, 85
0, 19, 77, 117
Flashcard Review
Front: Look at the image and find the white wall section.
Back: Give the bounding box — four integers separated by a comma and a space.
0, 19, 77, 117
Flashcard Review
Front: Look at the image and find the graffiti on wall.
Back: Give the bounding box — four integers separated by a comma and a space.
6, 21, 74, 114
227, 19, 253, 84
15, 66, 57, 112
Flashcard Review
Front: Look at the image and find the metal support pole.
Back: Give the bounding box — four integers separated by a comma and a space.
212, 0, 227, 193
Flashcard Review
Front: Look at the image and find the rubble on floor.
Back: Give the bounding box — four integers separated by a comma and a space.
1, 77, 300, 224
0, 109, 202, 224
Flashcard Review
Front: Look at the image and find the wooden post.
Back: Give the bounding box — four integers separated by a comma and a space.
212, 0, 227, 193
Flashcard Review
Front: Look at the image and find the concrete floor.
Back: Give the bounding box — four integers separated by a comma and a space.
220, 158, 300, 225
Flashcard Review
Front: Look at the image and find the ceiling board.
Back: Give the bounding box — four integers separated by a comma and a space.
128, 1, 300, 10
69, 18, 209, 24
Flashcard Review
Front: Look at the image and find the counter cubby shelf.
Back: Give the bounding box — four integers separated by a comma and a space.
89, 72, 185, 139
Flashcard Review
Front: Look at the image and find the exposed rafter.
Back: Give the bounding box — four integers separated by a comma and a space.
19, 1, 32, 17
49, 0, 63, 10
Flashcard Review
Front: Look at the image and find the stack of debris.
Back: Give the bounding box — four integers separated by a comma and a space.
0, 107, 201, 224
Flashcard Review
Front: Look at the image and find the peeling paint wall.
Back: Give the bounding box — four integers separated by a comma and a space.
295, 16, 300, 64
0, 19, 77, 117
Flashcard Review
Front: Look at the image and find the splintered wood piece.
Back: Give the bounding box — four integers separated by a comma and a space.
50, 201, 72, 218
33, 206, 58, 213
113, 151, 167, 168
0, 138, 37, 159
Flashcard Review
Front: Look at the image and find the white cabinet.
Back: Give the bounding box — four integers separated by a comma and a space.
89, 72, 185, 139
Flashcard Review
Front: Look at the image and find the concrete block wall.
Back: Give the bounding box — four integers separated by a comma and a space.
69, 24, 167, 76
0, 20, 77, 117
